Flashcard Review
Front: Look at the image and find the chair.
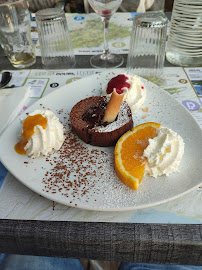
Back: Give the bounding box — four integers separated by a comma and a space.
83, 0, 165, 13
27, 0, 66, 12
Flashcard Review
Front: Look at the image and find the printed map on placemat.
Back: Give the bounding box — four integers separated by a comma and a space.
32, 13, 134, 56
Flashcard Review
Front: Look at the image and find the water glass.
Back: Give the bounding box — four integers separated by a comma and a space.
35, 8, 75, 69
126, 12, 168, 78
0, 0, 36, 69
166, 0, 202, 67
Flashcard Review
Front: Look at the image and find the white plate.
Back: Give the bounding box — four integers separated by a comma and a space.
0, 69, 202, 211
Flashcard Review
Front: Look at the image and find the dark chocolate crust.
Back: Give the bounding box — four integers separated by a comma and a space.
70, 96, 133, 147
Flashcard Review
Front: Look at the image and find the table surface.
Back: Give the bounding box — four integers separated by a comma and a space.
0, 12, 202, 266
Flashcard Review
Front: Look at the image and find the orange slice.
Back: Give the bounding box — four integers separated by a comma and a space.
115, 122, 161, 190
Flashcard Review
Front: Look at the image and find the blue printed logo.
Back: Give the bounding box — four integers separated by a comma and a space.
74, 16, 85, 21
182, 100, 200, 111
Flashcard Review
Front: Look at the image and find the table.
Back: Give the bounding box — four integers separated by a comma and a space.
0, 12, 202, 266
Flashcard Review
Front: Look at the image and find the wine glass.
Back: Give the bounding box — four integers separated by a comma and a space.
88, 0, 123, 68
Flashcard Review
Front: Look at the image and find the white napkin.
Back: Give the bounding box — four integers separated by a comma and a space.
0, 86, 31, 135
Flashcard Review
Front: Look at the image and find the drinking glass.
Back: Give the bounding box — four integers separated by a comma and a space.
166, 0, 202, 66
0, 0, 36, 69
36, 8, 75, 70
126, 12, 168, 78
88, 0, 123, 68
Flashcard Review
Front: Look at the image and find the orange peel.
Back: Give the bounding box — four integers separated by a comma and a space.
115, 122, 161, 190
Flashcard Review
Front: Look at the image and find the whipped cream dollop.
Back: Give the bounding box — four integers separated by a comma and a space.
23, 110, 65, 159
143, 127, 184, 178
102, 74, 146, 111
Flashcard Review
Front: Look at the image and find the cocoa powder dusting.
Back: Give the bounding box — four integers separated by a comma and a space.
41, 109, 111, 205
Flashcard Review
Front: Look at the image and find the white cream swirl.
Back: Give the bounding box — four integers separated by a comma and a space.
102, 74, 146, 111
143, 127, 184, 178
24, 110, 65, 159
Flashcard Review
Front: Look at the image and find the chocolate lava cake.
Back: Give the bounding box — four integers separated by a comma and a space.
70, 96, 133, 147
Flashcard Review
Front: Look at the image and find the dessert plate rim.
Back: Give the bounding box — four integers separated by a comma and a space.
0, 69, 202, 212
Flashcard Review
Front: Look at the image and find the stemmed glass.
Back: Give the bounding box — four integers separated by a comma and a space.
88, 0, 123, 68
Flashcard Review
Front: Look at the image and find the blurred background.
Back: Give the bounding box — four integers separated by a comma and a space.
27, 0, 174, 14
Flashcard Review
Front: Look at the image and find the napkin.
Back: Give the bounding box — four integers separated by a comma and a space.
0, 86, 31, 135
